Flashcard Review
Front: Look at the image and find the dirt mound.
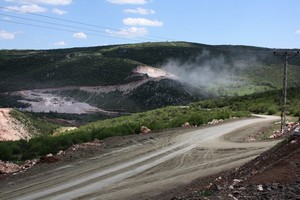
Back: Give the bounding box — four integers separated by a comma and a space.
0, 108, 31, 141
217, 136, 300, 199
234, 137, 300, 184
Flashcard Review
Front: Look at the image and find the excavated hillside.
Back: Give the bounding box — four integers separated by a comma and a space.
0, 108, 31, 141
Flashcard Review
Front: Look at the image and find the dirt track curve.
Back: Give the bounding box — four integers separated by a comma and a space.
0, 115, 280, 200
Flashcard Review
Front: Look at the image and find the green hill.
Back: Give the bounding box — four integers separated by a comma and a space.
1, 42, 299, 112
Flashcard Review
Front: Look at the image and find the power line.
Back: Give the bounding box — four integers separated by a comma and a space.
0, 13, 153, 42
0, 13, 161, 42
0, 19, 147, 42
0, 6, 175, 42
0, 13, 112, 35
274, 51, 299, 133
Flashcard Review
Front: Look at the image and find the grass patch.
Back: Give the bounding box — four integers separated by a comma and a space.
0, 105, 249, 161
9, 110, 60, 137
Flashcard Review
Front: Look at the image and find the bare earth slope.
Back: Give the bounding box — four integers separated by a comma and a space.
0, 108, 31, 141
0, 116, 280, 200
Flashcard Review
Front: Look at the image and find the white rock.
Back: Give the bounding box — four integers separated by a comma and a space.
257, 184, 263, 191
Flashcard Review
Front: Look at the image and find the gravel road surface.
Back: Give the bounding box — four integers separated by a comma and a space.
0, 115, 280, 200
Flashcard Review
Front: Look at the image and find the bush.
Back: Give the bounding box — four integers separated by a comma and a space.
0, 142, 13, 161
267, 106, 278, 115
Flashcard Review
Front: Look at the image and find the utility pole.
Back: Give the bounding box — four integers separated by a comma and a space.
274, 51, 299, 133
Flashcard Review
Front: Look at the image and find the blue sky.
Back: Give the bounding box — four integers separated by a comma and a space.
0, 0, 300, 49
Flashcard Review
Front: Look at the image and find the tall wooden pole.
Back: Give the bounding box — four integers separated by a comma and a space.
274, 51, 299, 133
280, 52, 288, 133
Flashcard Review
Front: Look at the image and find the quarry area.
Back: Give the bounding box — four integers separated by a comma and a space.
8, 66, 178, 115
1, 115, 299, 199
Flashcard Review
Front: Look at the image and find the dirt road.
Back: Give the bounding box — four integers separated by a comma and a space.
0, 115, 280, 200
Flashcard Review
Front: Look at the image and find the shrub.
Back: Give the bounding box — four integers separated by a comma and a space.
0, 142, 13, 161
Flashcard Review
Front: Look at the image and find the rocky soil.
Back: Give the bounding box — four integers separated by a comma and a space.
156, 134, 300, 200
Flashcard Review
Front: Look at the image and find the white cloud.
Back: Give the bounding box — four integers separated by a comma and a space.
0, 30, 15, 40
106, 0, 147, 5
2, 16, 12, 21
123, 7, 155, 15
72, 32, 87, 39
53, 41, 66, 46
37, 0, 72, 5
295, 30, 300, 34
5, 4, 47, 13
106, 27, 148, 38
123, 17, 163, 27
52, 8, 67, 15
4, 0, 72, 6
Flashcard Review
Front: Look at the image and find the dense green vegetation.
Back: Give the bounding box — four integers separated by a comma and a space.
0, 93, 29, 108
1, 86, 299, 161
1, 42, 299, 93
0, 106, 249, 161
0, 51, 141, 91
29, 112, 115, 126
194, 87, 300, 117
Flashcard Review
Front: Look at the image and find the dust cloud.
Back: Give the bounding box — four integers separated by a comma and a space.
161, 50, 241, 88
